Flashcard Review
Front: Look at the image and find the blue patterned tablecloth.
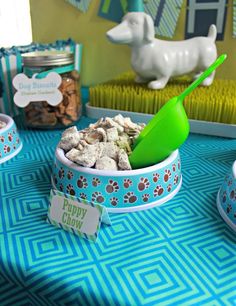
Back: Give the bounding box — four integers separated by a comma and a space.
0, 116, 236, 306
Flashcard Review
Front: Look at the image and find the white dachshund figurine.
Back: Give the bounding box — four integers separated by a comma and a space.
106, 12, 217, 89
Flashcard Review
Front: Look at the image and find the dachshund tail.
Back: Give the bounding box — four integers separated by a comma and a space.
208, 24, 217, 41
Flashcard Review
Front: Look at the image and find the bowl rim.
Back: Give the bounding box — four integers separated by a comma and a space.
233, 161, 236, 179
55, 147, 179, 177
0, 114, 14, 134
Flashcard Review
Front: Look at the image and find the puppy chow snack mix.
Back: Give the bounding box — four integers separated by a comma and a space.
58, 115, 145, 171
0, 120, 6, 129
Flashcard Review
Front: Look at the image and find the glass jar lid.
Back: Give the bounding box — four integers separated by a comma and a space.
22, 51, 74, 67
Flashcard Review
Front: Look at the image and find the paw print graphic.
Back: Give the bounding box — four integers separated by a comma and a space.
124, 192, 137, 204
92, 191, 105, 203
164, 170, 171, 182
77, 176, 88, 188
53, 175, 58, 185
167, 184, 172, 192
0, 136, 4, 142
226, 204, 232, 214
67, 171, 74, 180
222, 191, 227, 203
142, 194, 150, 202
59, 183, 64, 192
12, 129, 16, 134
172, 164, 176, 172
13, 145, 16, 150
79, 192, 87, 199
178, 159, 181, 170
154, 185, 164, 197
16, 138, 20, 144
228, 179, 233, 186
110, 197, 118, 206
58, 167, 64, 179
230, 189, 236, 201
67, 184, 75, 196
138, 177, 150, 191
106, 180, 119, 193
123, 178, 132, 188
8, 133, 13, 142
174, 175, 179, 185
92, 177, 101, 187
4, 145, 10, 154
153, 173, 160, 183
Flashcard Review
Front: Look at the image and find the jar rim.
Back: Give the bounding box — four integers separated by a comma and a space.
22, 51, 74, 67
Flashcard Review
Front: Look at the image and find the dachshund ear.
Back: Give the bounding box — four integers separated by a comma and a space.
144, 14, 155, 42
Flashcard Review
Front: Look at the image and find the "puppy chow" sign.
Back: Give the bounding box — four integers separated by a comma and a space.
47, 189, 111, 242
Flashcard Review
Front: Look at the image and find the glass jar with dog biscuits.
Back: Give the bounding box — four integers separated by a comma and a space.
21, 51, 81, 128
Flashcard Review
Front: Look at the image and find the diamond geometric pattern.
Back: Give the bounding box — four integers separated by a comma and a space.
0, 116, 236, 305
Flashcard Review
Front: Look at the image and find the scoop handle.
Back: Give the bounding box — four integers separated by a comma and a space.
179, 54, 227, 100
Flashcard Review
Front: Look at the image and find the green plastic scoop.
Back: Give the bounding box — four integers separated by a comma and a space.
129, 54, 227, 169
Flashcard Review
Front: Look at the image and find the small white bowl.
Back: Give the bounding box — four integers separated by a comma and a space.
217, 161, 236, 232
51, 147, 182, 213
0, 114, 23, 164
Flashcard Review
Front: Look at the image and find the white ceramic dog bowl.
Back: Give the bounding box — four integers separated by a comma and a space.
0, 114, 22, 164
217, 161, 236, 232
51, 147, 182, 213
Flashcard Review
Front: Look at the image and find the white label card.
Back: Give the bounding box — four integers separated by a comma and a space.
47, 189, 111, 242
13, 72, 63, 107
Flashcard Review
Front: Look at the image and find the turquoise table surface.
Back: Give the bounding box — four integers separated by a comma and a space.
0, 116, 236, 306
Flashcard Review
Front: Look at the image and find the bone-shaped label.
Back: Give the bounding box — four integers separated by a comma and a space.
13, 72, 63, 107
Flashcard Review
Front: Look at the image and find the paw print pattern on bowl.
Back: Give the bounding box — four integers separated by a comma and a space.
52, 149, 182, 211
164, 170, 171, 182
79, 192, 87, 199
222, 191, 227, 203
67, 184, 75, 196
230, 189, 236, 201
58, 168, 65, 179
0, 136, 4, 143
8, 133, 13, 142
92, 192, 105, 204
106, 180, 119, 193
142, 194, 150, 202
4, 145, 10, 154
153, 173, 160, 183
154, 185, 164, 197
123, 178, 132, 188
138, 177, 150, 191
124, 192, 137, 204
226, 204, 232, 214
77, 176, 88, 188
110, 197, 118, 206
67, 171, 74, 180
178, 159, 181, 170
53, 175, 58, 185
174, 175, 179, 185
92, 177, 101, 187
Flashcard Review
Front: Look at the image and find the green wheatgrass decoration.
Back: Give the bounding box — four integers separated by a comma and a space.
89, 72, 236, 124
